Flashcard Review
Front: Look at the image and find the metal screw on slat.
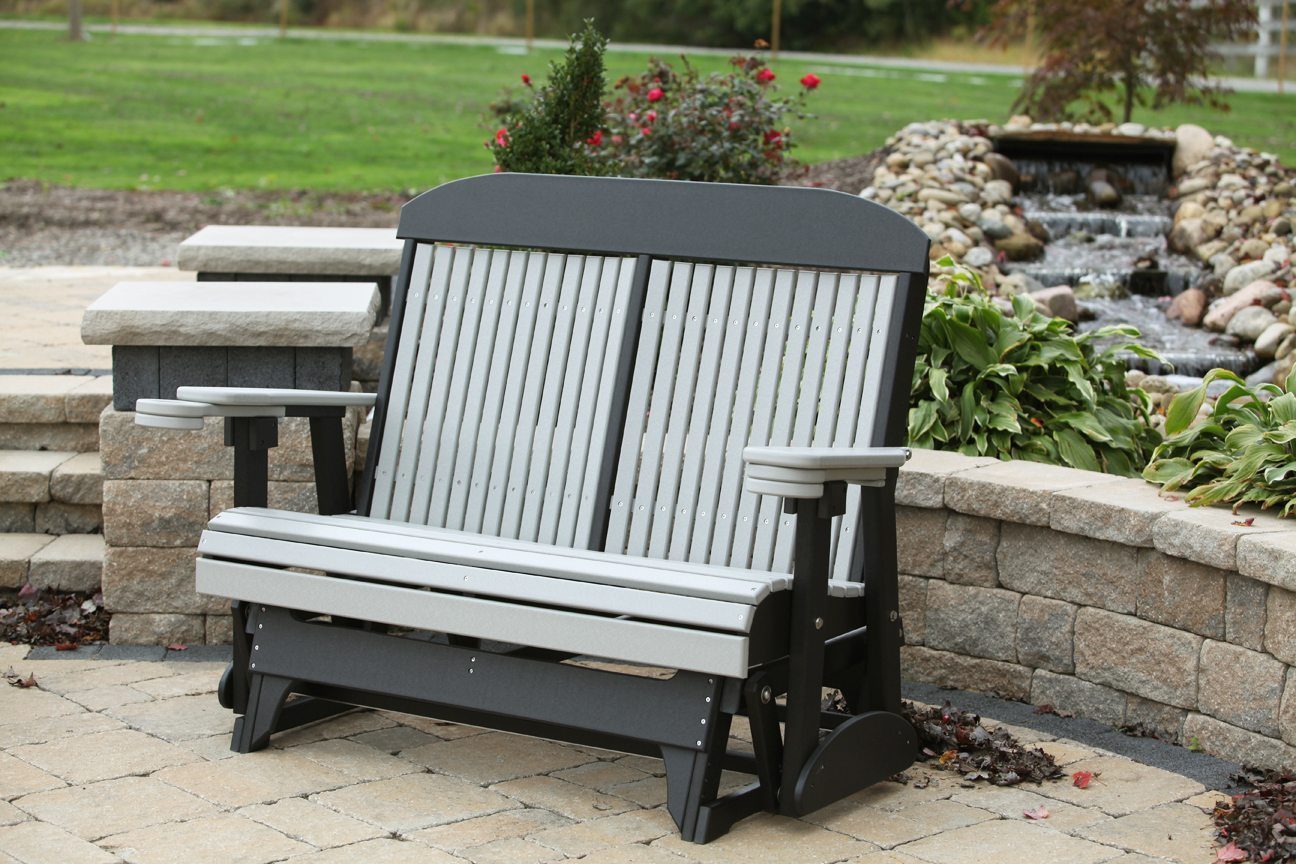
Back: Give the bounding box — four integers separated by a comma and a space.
760, 686, 772, 704
889, 610, 898, 622
814, 617, 823, 630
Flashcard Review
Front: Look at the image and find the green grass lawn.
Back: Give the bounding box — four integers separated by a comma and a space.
2, 27, 1293, 193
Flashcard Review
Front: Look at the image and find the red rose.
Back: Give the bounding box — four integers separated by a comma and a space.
645, 110, 657, 123
586, 129, 603, 147
521, 73, 532, 86
640, 126, 652, 136
646, 87, 665, 102
756, 68, 776, 84
800, 72, 821, 90
764, 129, 782, 144
495, 128, 509, 147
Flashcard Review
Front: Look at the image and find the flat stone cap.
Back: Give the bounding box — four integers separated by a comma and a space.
178, 225, 403, 276
82, 281, 380, 347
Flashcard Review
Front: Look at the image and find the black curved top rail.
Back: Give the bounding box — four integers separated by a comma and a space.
398, 173, 930, 274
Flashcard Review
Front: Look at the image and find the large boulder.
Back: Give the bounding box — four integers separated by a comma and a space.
994, 232, 1045, 262
1030, 286, 1078, 322
1225, 305, 1279, 342
1202, 280, 1286, 332
1222, 260, 1278, 296
1173, 124, 1214, 177
1166, 288, 1208, 327
982, 153, 1020, 188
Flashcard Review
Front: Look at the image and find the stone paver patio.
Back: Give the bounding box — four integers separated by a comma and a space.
0, 642, 1233, 864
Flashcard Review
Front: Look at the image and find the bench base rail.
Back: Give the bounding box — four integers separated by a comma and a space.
223, 603, 915, 843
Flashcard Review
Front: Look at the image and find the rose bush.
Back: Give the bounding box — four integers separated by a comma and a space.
591, 54, 817, 184
487, 22, 820, 185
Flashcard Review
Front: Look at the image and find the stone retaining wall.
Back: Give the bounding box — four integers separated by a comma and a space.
895, 448, 1296, 771
98, 406, 361, 646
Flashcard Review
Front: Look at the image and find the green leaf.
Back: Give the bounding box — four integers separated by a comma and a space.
928, 367, 948, 403
1055, 427, 1100, 472
1051, 411, 1115, 443
1165, 384, 1208, 436
943, 317, 998, 370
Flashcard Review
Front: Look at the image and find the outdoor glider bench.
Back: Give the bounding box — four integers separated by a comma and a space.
134, 173, 931, 842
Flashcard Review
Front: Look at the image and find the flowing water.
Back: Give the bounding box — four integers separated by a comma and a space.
997, 156, 1259, 377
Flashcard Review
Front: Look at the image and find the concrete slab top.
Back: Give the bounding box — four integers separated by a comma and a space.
81, 281, 382, 348
177, 226, 402, 276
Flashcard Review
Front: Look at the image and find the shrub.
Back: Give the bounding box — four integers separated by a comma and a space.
487, 23, 820, 185
909, 258, 1160, 475
1143, 367, 1296, 517
591, 54, 817, 184
485, 20, 608, 176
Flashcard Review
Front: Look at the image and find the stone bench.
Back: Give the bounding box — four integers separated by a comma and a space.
82, 281, 380, 410
177, 226, 402, 317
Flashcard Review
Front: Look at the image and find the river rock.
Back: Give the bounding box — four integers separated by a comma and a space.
1226, 306, 1279, 342
917, 188, 966, 205
1247, 362, 1282, 387
1255, 322, 1296, 359
1116, 122, 1147, 137
998, 272, 1044, 296
1176, 177, 1213, 197
957, 202, 982, 223
978, 215, 1012, 240
1240, 238, 1270, 261
983, 180, 1014, 205
1276, 333, 1296, 361
1174, 201, 1206, 224
1173, 124, 1214, 177
1166, 288, 1208, 327
1169, 218, 1208, 254
1031, 286, 1078, 322
1223, 260, 1279, 295
995, 232, 1045, 262
964, 246, 995, 268
1265, 244, 1290, 265
1275, 218, 1292, 236
982, 152, 1020, 188
1203, 281, 1287, 332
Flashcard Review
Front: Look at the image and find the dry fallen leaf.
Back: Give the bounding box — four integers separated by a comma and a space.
1072, 770, 1095, 789
1215, 840, 1248, 861
1232, 518, 1256, 527
1023, 805, 1050, 820
3, 667, 37, 689
166, 643, 188, 651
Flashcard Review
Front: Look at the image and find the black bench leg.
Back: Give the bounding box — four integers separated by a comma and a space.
662, 679, 733, 843
232, 673, 294, 753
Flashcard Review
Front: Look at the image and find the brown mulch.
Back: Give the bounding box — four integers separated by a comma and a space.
1214, 768, 1296, 862
0, 585, 109, 648
902, 699, 1065, 786
785, 148, 889, 195
0, 151, 887, 267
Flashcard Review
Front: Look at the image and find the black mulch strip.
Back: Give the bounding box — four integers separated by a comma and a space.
1215, 768, 1296, 862
0, 585, 108, 649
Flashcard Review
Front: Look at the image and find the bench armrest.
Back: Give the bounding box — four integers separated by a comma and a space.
742, 446, 911, 499
177, 386, 376, 408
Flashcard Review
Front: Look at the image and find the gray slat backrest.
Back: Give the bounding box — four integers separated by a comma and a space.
359, 174, 929, 569
368, 243, 636, 546
604, 260, 899, 580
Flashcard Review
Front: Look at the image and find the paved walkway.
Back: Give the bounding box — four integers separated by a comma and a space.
0, 267, 191, 373
1, 19, 1288, 95
0, 643, 1233, 864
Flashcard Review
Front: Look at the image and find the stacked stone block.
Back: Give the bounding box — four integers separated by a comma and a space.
893, 448, 1296, 771
98, 406, 360, 646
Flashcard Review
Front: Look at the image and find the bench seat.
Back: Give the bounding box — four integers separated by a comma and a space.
198, 508, 865, 678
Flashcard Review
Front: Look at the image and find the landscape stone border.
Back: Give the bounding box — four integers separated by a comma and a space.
895, 448, 1296, 771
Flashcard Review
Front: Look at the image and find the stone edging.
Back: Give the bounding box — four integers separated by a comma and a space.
895, 448, 1296, 770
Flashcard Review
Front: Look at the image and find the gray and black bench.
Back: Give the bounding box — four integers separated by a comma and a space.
136, 173, 930, 843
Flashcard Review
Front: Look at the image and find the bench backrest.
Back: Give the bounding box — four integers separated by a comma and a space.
357, 174, 929, 580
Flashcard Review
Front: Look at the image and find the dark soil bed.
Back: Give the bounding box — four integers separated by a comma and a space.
0, 153, 882, 268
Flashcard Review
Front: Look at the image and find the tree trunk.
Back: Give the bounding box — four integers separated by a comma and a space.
68, 0, 84, 41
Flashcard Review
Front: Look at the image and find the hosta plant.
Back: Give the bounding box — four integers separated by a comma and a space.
909, 258, 1161, 475
1143, 366, 1296, 517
